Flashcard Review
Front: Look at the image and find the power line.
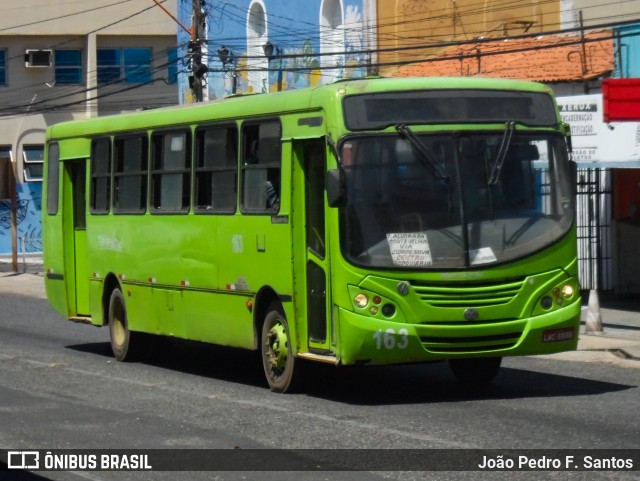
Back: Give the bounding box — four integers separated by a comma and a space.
10, 16, 636, 115
209, 0, 638, 50
3, 3, 640, 116
0, 0, 140, 33
194, 0, 640, 85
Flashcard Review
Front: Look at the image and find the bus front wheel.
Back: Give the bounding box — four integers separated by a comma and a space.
108, 288, 141, 362
261, 303, 298, 393
449, 357, 502, 386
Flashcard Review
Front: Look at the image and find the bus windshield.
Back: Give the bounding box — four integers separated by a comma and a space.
340, 132, 574, 269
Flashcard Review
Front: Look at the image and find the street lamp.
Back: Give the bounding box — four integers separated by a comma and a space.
217, 46, 233, 66
217, 46, 237, 94
263, 41, 283, 92
263, 41, 275, 61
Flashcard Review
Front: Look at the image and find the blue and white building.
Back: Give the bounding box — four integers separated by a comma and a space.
177, 0, 376, 102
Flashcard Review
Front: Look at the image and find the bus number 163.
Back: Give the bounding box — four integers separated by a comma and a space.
373, 328, 409, 350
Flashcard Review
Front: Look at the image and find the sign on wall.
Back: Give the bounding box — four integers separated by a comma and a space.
557, 94, 640, 164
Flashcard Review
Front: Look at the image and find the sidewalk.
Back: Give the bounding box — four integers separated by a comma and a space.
1, 255, 639, 365
0, 253, 44, 276
0, 254, 46, 299
572, 292, 640, 366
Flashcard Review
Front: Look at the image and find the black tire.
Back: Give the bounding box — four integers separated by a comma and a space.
261, 303, 298, 393
449, 357, 502, 386
108, 288, 142, 362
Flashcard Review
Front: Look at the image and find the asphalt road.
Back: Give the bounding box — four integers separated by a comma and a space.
0, 292, 639, 481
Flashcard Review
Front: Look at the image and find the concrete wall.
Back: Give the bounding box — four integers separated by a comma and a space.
2, 1, 178, 35
377, 0, 561, 75
563, 0, 640, 29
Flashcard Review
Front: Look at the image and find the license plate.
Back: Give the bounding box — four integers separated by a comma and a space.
542, 327, 575, 342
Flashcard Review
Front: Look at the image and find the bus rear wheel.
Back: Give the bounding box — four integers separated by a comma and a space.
261, 303, 298, 393
449, 357, 502, 386
108, 288, 141, 362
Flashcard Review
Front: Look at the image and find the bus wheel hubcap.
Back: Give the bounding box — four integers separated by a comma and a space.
113, 320, 125, 346
266, 323, 287, 373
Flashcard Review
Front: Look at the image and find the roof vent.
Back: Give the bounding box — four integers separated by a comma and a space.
25, 50, 52, 68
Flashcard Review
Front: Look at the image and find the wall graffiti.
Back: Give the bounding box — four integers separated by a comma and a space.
0, 182, 42, 254
177, 0, 368, 101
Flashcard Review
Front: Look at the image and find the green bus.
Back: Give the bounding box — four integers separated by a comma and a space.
43, 77, 580, 392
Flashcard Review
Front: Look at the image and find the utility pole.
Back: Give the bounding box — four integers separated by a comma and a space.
189, 0, 207, 102
151, 0, 207, 102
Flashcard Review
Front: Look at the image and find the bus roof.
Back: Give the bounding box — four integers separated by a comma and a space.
46, 76, 554, 140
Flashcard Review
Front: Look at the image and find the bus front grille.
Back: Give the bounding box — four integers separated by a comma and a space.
410, 277, 525, 308
420, 331, 522, 354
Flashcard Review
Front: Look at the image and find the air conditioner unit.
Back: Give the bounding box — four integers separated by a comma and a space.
25, 49, 52, 68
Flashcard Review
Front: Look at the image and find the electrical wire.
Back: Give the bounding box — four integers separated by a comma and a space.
2, 1, 640, 116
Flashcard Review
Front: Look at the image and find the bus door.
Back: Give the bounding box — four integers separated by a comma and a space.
295, 140, 332, 353
63, 160, 90, 316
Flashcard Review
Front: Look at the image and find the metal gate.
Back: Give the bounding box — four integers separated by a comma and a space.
575, 168, 612, 291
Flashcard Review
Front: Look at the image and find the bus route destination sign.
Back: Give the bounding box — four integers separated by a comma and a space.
387, 233, 433, 267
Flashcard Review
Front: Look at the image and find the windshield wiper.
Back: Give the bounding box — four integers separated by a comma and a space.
395, 124, 449, 182
488, 121, 515, 185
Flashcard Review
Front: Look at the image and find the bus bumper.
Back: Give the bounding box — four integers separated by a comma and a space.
336, 298, 582, 366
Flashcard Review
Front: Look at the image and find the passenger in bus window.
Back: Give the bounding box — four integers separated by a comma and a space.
244, 139, 279, 210
266, 177, 279, 210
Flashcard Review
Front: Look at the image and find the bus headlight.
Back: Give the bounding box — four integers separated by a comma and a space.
348, 286, 405, 322
533, 278, 579, 316
354, 293, 369, 308
561, 285, 574, 299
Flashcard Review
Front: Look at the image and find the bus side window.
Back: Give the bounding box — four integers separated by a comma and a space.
151, 130, 191, 213
194, 125, 238, 213
241, 120, 281, 213
113, 134, 148, 214
90, 138, 111, 214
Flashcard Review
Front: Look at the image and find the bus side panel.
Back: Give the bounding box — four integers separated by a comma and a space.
116, 285, 257, 350
215, 215, 295, 348
125, 284, 161, 335
182, 291, 255, 349
88, 279, 104, 326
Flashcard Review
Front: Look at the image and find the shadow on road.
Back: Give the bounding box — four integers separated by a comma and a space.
66, 338, 637, 405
